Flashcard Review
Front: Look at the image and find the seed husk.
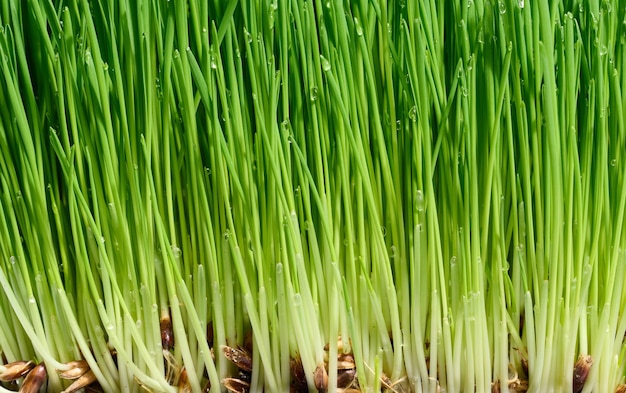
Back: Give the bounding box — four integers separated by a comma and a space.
19, 363, 47, 393
0, 361, 35, 382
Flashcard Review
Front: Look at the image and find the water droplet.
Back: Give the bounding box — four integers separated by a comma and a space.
106, 324, 114, 331
381, 226, 387, 237
10, 256, 16, 264
103, 62, 109, 71
461, 86, 468, 97
390, 245, 397, 259
268, 9, 275, 29
244, 28, 253, 43
281, 119, 291, 132
450, 256, 457, 266
498, 1, 506, 14
210, 55, 217, 69
28, 297, 36, 304
100, 236, 105, 244
416, 189, 424, 211
396, 119, 401, 130
173, 50, 180, 58
320, 55, 331, 71
293, 293, 302, 306
354, 18, 363, 36
467, 0, 474, 8
518, 0, 525, 8
409, 106, 417, 121
223, 230, 230, 240
310, 86, 319, 101
610, 158, 617, 167
171, 245, 182, 258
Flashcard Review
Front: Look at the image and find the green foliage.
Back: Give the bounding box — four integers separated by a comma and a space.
0, 0, 625, 392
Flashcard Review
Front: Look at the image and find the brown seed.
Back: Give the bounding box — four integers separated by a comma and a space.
573, 354, 593, 393
237, 370, 252, 384
0, 360, 35, 382
314, 364, 328, 392
177, 367, 191, 393
222, 346, 252, 373
337, 353, 355, 370
222, 377, 250, 393
58, 360, 91, 379
161, 315, 174, 350
61, 370, 97, 393
19, 363, 47, 393
337, 368, 356, 388
510, 378, 529, 392
290, 357, 307, 393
